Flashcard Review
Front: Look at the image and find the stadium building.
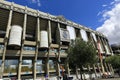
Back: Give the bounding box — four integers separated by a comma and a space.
0, 1, 113, 79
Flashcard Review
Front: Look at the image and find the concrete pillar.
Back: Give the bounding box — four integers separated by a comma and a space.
56, 61, 60, 77
87, 65, 92, 79
57, 23, 61, 77
56, 49, 61, 77
37, 11, 40, 43
1, 7, 13, 78
33, 14, 40, 80
48, 20, 52, 44
93, 64, 97, 78
104, 63, 109, 73
44, 20, 52, 78
18, 45, 23, 80
45, 50, 49, 77
97, 63, 102, 76
1, 42, 7, 78
33, 45, 38, 80
90, 33, 97, 49
109, 64, 114, 76
107, 63, 111, 73
98, 37, 105, 74
105, 39, 113, 55
100, 59, 105, 74
100, 38, 106, 52
17, 7, 27, 80
5, 4, 13, 39
65, 59, 70, 76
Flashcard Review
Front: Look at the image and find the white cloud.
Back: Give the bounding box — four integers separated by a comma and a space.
96, 0, 120, 44
102, 4, 107, 7
27, 0, 41, 7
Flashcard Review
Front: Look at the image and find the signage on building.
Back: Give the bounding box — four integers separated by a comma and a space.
60, 28, 70, 42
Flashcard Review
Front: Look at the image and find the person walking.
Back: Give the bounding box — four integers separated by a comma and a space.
63, 71, 68, 80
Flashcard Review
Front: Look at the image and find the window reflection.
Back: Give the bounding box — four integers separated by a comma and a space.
0, 44, 4, 50
36, 60, 45, 73
21, 60, 32, 73
4, 60, 18, 73
49, 60, 56, 70
23, 46, 35, 51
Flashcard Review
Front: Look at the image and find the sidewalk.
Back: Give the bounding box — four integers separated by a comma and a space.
97, 78, 120, 80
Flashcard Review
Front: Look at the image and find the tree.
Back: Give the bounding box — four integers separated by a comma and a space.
67, 38, 97, 79
105, 55, 120, 69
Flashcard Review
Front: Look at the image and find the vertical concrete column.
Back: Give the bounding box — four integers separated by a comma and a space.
1, 4, 13, 78
93, 64, 97, 78
107, 63, 113, 75
33, 45, 38, 80
44, 20, 52, 78
18, 44, 23, 80
1, 42, 7, 78
98, 37, 105, 74
87, 65, 92, 79
101, 38, 107, 55
48, 20, 52, 44
105, 39, 113, 55
65, 59, 70, 76
57, 23, 61, 77
91, 32, 97, 49
90, 33, 96, 48
100, 60, 105, 74
56, 48, 61, 77
33, 14, 40, 80
104, 63, 109, 74
56, 59, 60, 77
45, 51, 49, 79
17, 7, 27, 80
97, 63, 102, 77
109, 64, 114, 76
45, 51, 49, 78
33, 45, 37, 79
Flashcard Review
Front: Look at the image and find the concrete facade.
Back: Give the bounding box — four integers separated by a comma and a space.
0, 1, 113, 80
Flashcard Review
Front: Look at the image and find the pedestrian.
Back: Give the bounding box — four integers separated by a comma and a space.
118, 69, 120, 77
63, 71, 68, 80
45, 74, 49, 80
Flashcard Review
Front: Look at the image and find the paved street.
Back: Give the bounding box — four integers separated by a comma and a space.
97, 78, 120, 80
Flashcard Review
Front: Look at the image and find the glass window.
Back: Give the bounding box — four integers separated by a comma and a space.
36, 60, 45, 73
21, 60, 32, 73
0, 44, 4, 50
22, 60, 32, 65
23, 46, 35, 51
49, 60, 56, 70
4, 60, 18, 74
0, 60, 2, 65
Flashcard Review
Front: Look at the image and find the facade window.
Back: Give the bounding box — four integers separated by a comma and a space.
36, 60, 44, 73
0, 30, 6, 38
21, 60, 32, 73
0, 44, 4, 50
60, 49, 66, 53
23, 46, 35, 51
0, 60, 1, 65
49, 60, 56, 70
38, 48, 48, 53
50, 49, 58, 53
4, 60, 18, 74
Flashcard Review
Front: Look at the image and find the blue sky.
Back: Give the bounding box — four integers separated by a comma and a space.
7, 0, 112, 29
7, 0, 120, 44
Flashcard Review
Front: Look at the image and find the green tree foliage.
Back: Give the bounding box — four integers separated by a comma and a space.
67, 39, 97, 68
105, 55, 120, 68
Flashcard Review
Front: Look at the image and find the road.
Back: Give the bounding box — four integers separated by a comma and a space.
97, 78, 120, 80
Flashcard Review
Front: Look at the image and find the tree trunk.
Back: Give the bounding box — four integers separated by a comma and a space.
80, 66, 83, 80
